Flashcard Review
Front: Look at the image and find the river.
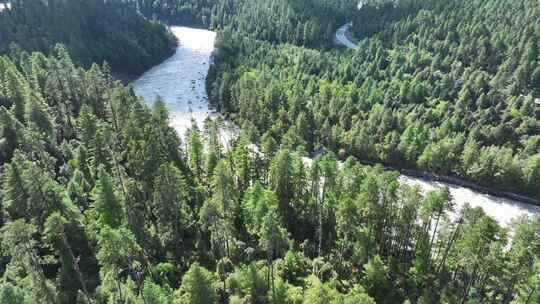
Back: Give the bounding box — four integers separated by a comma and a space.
132, 26, 540, 227
0, 3, 10, 12
336, 23, 358, 50
399, 176, 539, 227
133, 27, 227, 138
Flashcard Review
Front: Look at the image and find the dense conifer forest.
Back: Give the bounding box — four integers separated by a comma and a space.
137, 0, 356, 48
0, 0, 175, 74
136, 0, 216, 27
0, 0, 539, 303
205, 0, 540, 199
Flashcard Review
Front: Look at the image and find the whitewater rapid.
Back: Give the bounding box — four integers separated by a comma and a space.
133, 27, 218, 137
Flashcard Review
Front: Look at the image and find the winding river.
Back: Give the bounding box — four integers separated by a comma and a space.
335, 23, 358, 50
132, 26, 540, 227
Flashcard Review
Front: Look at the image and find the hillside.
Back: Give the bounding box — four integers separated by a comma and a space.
0, 0, 175, 74
207, 0, 540, 199
0, 1, 538, 303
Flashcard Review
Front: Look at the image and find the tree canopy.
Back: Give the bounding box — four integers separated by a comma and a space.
0, 0, 175, 74
0, 0, 539, 303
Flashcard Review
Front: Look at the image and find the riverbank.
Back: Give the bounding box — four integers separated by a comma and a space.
114, 31, 179, 86
302, 153, 539, 226
131, 25, 539, 226
400, 168, 540, 206
353, 158, 540, 206
132, 26, 220, 137
333, 22, 540, 207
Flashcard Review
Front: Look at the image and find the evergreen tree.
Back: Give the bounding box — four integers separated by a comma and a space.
92, 167, 123, 228
175, 264, 218, 304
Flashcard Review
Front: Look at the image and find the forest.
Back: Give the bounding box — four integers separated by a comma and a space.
206, 0, 540, 199
135, 0, 216, 28
136, 0, 357, 48
0, 0, 539, 303
0, 46, 539, 304
0, 0, 175, 74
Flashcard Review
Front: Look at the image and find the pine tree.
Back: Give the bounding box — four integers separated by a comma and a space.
0, 106, 23, 162
43, 213, 92, 303
361, 255, 390, 302
2, 153, 29, 220
269, 149, 298, 229
175, 264, 218, 304
150, 163, 192, 256
24, 92, 54, 140
187, 119, 204, 179
258, 206, 289, 302
92, 167, 123, 228
1, 220, 57, 303
199, 160, 237, 259
96, 227, 142, 280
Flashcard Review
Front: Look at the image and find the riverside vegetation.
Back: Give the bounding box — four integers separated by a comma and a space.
0, 0, 539, 303
0, 0, 175, 74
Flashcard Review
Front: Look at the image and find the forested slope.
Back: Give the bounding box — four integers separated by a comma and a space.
207, 0, 540, 199
136, 0, 357, 48
0, 0, 175, 74
136, 0, 216, 28
0, 0, 539, 303
0, 48, 539, 303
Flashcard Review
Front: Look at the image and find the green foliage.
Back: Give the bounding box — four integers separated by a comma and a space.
227, 263, 268, 303
0, 282, 28, 304
92, 167, 123, 228
512, 261, 540, 304
175, 264, 218, 304
96, 227, 142, 275
207, 0, 540, 199
303, 275, 339, 304
0, 1, 538, 303
151, 163, 193, 255
341, 285, 376, 304
0, 0, 175, 74
361, 255, 390, 301
141, 278, 170, 304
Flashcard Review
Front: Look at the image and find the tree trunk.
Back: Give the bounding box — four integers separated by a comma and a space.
437, 218, 462, 274
61, 234, 92, 303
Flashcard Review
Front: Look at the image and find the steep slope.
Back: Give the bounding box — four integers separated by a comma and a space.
0, 0, 175, 74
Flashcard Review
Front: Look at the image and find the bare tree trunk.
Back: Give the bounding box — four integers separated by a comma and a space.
271, 260, 276, 303
437, 218, 463, 274
429, 212, 441, 256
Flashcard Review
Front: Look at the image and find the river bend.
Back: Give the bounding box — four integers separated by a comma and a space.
132, 26, 540, 227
